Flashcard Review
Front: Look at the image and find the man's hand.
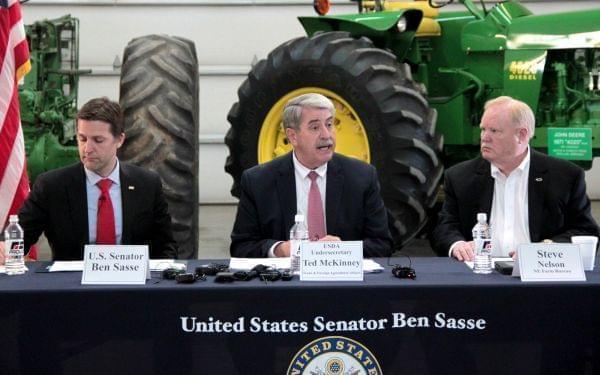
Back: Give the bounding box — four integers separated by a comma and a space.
318, 235, 341, 242
451, 241, 475, 262
275, 235, 342, 257
274, 241, 291, 257
0, 241, 5, 265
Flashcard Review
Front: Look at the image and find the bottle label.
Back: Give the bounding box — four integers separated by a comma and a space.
5, 239, 24, 257
475, 238, 492, 255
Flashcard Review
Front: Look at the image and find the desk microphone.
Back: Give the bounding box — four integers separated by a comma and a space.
392, 265, 416, 279
388, 255, 417, 280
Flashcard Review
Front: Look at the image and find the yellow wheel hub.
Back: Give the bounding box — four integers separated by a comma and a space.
258, 87, 371, 164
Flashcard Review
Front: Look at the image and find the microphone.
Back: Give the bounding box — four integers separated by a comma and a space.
388, 254, 417, 280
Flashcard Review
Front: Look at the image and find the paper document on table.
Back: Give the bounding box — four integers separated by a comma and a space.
48, 261, 84, 272
465, 257, 513, 270
364, 259, 384, 273
229, 257, 291, 271
229, 257, 384, 273
149, 260, 186, 271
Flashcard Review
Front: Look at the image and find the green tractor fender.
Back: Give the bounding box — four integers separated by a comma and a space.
299, 9, 423, 59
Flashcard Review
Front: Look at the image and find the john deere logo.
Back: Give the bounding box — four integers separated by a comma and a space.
287, 336, 382, 375
509, 60, 538, 80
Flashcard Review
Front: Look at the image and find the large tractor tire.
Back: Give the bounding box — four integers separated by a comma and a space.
119, 34, 199, 259
225, 31, 443, 249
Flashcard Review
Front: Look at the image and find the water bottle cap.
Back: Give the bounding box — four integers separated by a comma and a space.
294, 214, 305, 222
477, 213, 487, 223
9, 215, 18, 223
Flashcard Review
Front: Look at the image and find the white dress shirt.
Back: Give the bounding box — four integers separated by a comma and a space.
85, 159, 123, 244
268, 152, 328, 257
489, 148, 531, 256
448, 148, 532, 257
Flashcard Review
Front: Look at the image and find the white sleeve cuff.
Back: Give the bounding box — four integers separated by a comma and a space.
268, 241, 284, 258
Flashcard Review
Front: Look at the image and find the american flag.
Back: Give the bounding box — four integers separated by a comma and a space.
0, 0, 34, 257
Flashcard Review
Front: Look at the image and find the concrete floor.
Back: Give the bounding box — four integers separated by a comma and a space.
36, 201, 600, 260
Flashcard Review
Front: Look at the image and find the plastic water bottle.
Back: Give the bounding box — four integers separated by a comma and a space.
289, 214, 309, 274
472, 213, 492, 274
4, 215, 25, 275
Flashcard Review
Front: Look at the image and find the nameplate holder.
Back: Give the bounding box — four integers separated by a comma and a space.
517, 243, 585, 282
82, 245, 149, 285
300, 241, 363, 281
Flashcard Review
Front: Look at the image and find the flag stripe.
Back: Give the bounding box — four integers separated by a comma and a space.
0, 0, 30, 249
0, 120, 25, 223
0, 1, 23, 64
14, 39, 29, 76
0, 3, 22, 128
0, 85, 19, 178
8, 165, 29, 218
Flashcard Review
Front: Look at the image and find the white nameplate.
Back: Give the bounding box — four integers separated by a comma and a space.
82, 245, 149, 285
300, 241, 363, 281
517, 243, 585, 282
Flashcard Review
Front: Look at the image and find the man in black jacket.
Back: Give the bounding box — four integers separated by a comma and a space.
432, 96, 599, 260
1, 97, 177, 262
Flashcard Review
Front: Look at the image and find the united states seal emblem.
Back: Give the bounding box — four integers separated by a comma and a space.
287, 336, 382, 375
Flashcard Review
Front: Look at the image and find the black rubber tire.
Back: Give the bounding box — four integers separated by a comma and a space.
225, 31, 443, 249
118, 34, 199, 259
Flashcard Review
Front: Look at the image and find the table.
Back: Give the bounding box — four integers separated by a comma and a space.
1, 258, 599, 374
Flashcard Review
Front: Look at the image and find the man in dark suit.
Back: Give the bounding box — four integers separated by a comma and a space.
230, 93, 392, 258
432, 96, 599, 260
1, 97, 177, 262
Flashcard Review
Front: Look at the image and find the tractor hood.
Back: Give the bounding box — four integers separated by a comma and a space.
506, 9, 600, 50
462, 6, 600, 52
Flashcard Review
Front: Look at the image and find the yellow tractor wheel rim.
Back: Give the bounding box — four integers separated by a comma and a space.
258, 87, 371, 164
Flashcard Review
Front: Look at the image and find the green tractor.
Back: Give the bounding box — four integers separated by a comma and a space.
225, 0, 600, 249
19, 15, 86, 182
19, 15, 199, 259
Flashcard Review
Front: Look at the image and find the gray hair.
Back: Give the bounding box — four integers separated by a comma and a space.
282, 93, 335, 130
484, 96, 535, 139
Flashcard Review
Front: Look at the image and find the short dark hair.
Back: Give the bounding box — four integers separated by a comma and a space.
76, 97, 124, 137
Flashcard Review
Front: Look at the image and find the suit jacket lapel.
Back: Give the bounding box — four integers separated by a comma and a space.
277, 154, 296, 238
67, 164, 89, 244
326, 155, 343, 234
120, 164, 135, 244
475, 158, 494, 219
528, 150, 547, 241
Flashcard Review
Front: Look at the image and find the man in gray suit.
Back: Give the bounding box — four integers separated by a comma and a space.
230, 93, 392, 258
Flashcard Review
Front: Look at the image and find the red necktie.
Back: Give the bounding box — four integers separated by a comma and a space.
96, 179, 116, 244
307, 171, 326, 241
